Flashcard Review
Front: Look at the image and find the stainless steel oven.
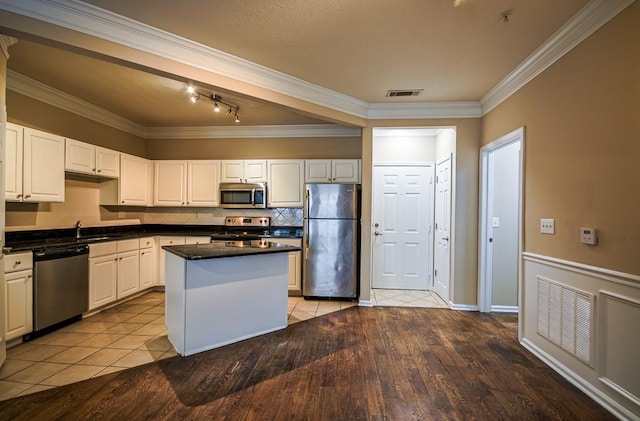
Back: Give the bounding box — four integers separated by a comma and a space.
219, 182, 267, 209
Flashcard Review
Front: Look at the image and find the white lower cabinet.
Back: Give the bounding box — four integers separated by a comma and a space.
89, 253, 118, 310
157, 237, 186, 286
270, 238, 302, 295
4, 252, 33, 340
89, 239, 142, 310
116, 250, 140, 299
139, 237, 156, 290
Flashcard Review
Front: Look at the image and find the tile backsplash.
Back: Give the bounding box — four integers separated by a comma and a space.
270, 208, 303, 226
142, 206, 302, 227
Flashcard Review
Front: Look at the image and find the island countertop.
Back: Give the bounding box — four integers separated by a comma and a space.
163, 240, 301, 260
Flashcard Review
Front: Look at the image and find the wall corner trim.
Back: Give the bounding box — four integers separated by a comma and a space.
449, 303, 478, 312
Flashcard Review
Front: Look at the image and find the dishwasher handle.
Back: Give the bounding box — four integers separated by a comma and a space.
33, 245, 89, 261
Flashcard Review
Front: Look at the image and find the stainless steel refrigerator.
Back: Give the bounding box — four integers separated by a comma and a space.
303, 183, 360, 299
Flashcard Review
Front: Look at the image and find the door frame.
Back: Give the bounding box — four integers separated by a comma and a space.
478, 127, 525, 316
371, 162, 435, 290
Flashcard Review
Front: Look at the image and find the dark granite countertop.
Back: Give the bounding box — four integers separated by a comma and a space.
3, 224, 303, 253
163, 241, 301, 260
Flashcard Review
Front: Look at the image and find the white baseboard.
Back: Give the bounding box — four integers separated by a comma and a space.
358, 300, 374, 307
449, 303, 478, 311
522, 337, 638, 420
490, 305, 518, 313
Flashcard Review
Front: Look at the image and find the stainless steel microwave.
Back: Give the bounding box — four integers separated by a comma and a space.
219, 182, 267, 208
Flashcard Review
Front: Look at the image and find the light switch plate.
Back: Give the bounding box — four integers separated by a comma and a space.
540, 218, 555, 234
492, 217, 500, 228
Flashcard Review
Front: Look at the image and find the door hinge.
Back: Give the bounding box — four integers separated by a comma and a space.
434, 269, 438, 277
435, 223, 438, 230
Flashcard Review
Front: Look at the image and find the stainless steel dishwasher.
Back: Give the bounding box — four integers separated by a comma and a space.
29, 244, 89, 338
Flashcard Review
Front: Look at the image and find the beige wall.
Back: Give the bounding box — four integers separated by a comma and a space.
482, 1, 640, 275
7, 91, 147, 157
362, 119, 481, 306
147, 137, 361, 160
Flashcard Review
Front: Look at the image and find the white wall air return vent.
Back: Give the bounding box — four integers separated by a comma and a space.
386, 89, 423, 97
537, 276, 594, 367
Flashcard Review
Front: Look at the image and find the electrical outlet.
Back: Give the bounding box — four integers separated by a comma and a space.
119, 211, 125, 218
540, 218, 555, 234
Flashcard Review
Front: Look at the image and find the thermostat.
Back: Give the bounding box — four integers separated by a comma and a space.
580, 227, 598, 245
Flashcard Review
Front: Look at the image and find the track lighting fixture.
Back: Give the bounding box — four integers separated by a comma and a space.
186, 84, 240, 123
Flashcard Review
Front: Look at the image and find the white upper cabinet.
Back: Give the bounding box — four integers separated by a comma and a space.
95, 146, 120, 178
187, 160, 220, 206
221, 160, 267, 183
5, 122, 23, 202
267, 160, 304, 208
305, 159, 360, 183
100, 153, 151, 206
120, 154, 152, 205
5, 124, 65, 202
66, 139, 120, 178
154, 160, 220, 207
153, 160, 187, 206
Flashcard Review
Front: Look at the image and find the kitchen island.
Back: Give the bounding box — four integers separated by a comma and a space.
163, 240, 300, 356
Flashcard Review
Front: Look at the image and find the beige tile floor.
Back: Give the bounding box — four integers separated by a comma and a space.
0, 289, 443, 401
0, 291, 356, 401
372, 289, 449, 308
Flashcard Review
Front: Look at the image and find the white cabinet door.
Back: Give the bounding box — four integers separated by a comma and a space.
187, 160, 220, 206
267, 160, 304, 207
139, 246, 157, 290
95, 146, 120, 178
158, 237, 186, 286
244, 160, 268, 182
154, 160, 187, 206
120, 153, 151, 206
305, 160, 332, 183
332, 159, 360, 183
22, 127, 65, 202
269, 238, 302, 294
221, 160, 267, 183
89, 254, 118, 310
305, 159, 360, 183
5, 270, 33, 340
185, 236, 210, 245
4, 122, 23, 201
65, 138, 95, 175
116, 250, 140, 299
220, 160, 244, 183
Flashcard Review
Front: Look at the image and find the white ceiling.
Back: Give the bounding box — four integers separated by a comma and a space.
1, 0, 605, 131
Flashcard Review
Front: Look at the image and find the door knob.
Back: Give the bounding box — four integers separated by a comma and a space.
374, 231, 382, 236
442, 237, 449, 241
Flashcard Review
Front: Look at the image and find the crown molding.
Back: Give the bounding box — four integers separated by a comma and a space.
369, 102, 482, 119
7, 70, 361, 139
7, 69, 148, 137
146, 124, 361, 139
0, 34, 17, 59
481, 0, 635, 115
0, 0, 370, 119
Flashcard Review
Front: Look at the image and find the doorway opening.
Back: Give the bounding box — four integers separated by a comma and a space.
371, 127, 456, 307
478, 127, 524, 314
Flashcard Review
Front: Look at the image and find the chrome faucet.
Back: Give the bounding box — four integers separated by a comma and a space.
75, 220, 82, 239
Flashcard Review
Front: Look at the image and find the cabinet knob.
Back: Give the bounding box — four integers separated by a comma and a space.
24, 194, 31, 198
121, 200, 125, 204
16, 194, 22, 199
15, 261, 21, 265
97, 169, 101, 172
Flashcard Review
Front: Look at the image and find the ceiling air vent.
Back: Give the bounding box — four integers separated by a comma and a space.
386, 89, 423, 97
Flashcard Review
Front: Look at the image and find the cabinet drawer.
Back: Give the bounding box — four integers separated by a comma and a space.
4, 252, 33, 273
89, 241, 117, 257
139, 237, 155, 249
117, 238, 139, 253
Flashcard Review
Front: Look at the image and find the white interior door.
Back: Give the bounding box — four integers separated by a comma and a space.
372, 165, 433, 290
479, 128, 523, 313
434, 155, 452, 302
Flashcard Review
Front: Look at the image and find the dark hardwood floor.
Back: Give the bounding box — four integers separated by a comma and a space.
0, 307, 613, 420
